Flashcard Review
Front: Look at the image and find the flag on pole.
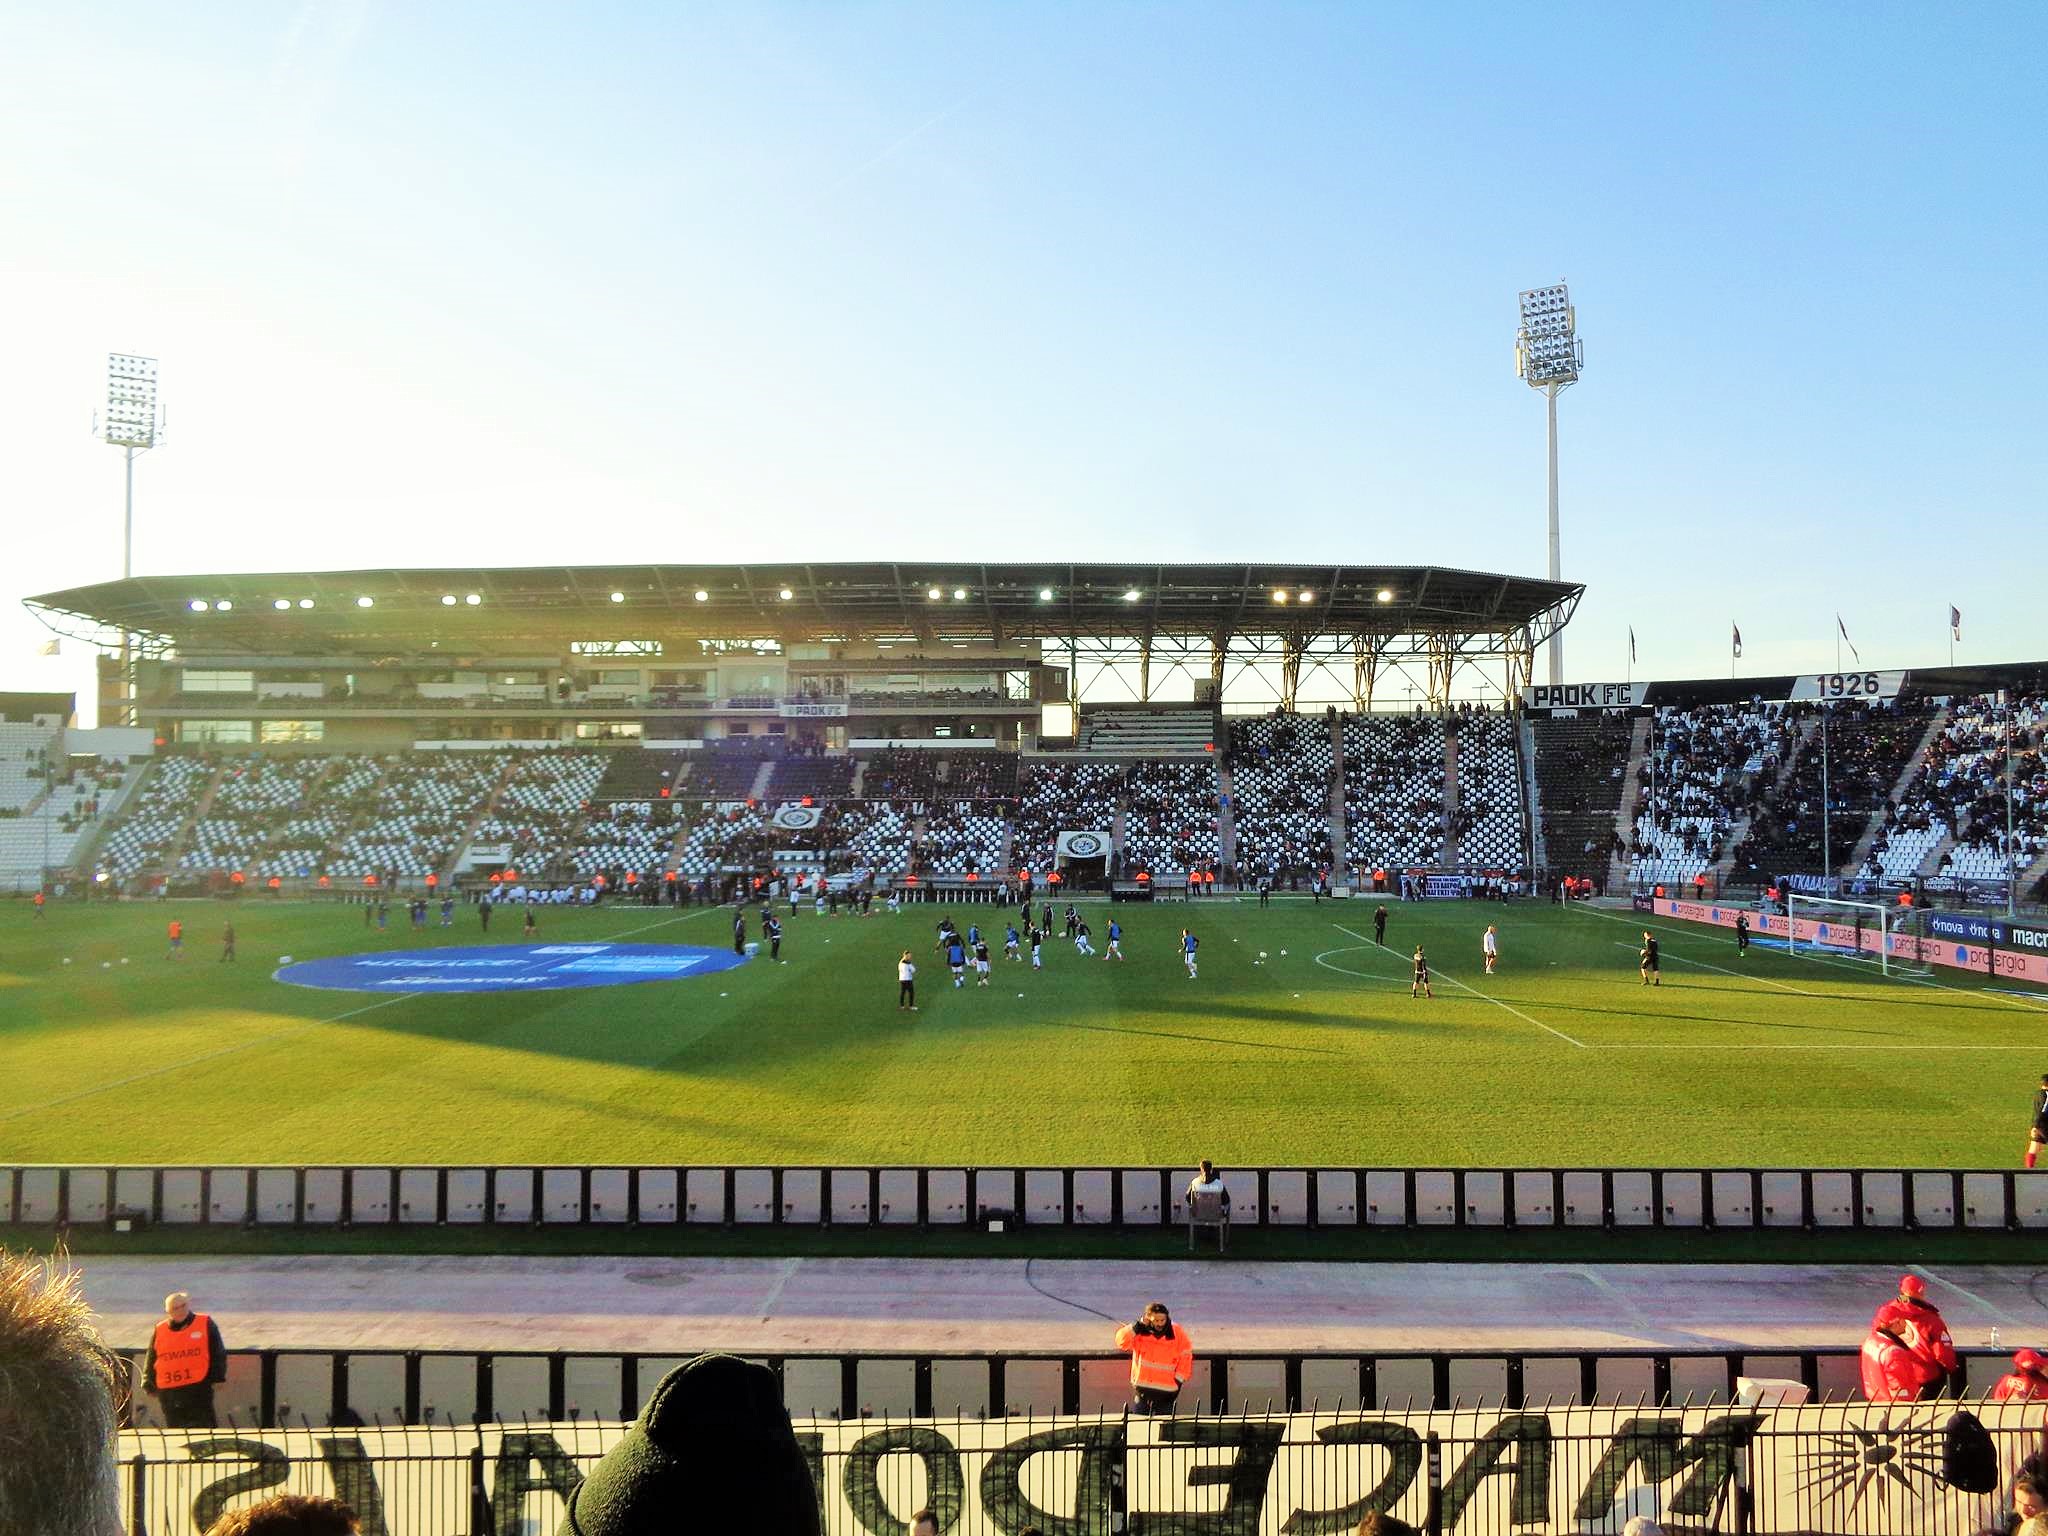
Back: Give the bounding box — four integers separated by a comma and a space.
1836, 615, 1860, 664
1628, 627, 1637, 665
36, 639, 59, 657
1950, 605, 1962, 643
1731, 623, 1742, 660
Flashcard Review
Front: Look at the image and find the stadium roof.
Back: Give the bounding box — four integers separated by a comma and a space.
26, 562, 1581, 655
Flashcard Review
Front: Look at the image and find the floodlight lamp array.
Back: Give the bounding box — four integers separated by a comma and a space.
103, 353, 160, 448
1515, 283, 1582, 387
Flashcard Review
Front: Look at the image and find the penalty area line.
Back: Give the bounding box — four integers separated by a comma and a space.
1332, 923, 1587, 1049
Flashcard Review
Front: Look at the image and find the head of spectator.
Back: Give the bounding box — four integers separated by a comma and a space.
1355, 1515, 1419, 1536
0, 1249, 122, 1536
1197, 1160, 1215, 1183
908, 1510, 939, 1536
559, 1353, 817, 1535
2016, 1461, 2048, 1524
164, 1290, 192, 1323
1620, 1519, 1666, 1536
203, 1495, 360, 1536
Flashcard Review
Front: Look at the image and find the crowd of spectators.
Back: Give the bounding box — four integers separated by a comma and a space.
1120, 760, 1221, 876
914, 800, 1009, 876
859, 748, 939, 800
1732, 700, 1935, 881
1866, 691, 2048, 884
944, 749, 1018, 800
1341, 713, 1445, 868
1448, 711, 1524, 869
1012, 761, 1122, 873
1625, 703, 1789, 888
1227, 714, 1335, 877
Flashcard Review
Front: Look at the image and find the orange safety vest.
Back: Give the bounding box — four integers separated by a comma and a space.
153, 1313, 212, 1390
1115, 1322, 1194, 1392
168, 921, 182, 940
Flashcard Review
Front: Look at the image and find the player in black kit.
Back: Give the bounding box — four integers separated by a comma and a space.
1639, 931, 1661, 986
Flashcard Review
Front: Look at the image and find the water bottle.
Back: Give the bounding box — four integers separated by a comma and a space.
1992, 1326, 2002, 1349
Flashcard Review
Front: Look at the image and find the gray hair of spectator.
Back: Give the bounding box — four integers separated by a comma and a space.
1620, 1518, 1667, 1536
0, 1249, 122, 1536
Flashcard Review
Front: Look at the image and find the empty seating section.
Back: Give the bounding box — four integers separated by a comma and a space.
0, 752, 131, 887
771, 754, 855, 801
1078, 709, 1215, 755
917, 801, 1008, 876
1342, 714, 1445, 866
182, 756, 334, 873
859, 749, 938, 800
676, 803, 770, 876
689, 745, 773, 800
1626, 705, 1788, 887
332, 753, 509, 879
1013, 762, 1121, 873
591, 750, 689, 801
1733, 701, 1934, 879
1529, 716, 1631, 878
0, 721, 58, 810
1883, 692, 2048, 882
1228, 715, 1333, 876
472, 752, 607, 876
1451, 713, 1525, 868
1120, 760, 1220, 875
101, 756, 214, 877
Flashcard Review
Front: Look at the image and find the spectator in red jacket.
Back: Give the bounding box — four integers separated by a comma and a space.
1992, 1350, 2048, 1402
1860, 1274, 1958, 1401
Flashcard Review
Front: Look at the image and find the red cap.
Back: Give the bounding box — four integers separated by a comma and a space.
1899, 1274, 1927, 1299
2016, 1349, 2047, 1374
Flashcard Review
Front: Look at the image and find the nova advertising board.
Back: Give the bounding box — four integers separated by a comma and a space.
120, 1403, 2039, 1536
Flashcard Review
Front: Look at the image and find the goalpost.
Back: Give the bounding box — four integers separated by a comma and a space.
1784, 894, 1931, 977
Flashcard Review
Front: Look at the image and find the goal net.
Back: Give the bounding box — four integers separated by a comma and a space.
1784, 894, 1932, 977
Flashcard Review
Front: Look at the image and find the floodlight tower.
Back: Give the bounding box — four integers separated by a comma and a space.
100, 354, 164, 724
1515, 285, 1582, 686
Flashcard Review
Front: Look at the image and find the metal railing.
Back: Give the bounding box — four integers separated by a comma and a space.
9, 1162, 2046, 1234
107, 1345, 2033, 1429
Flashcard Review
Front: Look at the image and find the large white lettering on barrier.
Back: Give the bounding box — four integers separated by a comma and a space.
118, 1404, 2039, 1535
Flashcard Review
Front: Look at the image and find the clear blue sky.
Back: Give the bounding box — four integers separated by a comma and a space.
2, 3, 2042, 717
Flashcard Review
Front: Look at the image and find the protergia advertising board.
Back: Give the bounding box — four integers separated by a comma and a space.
119, 1404, 2041, 1536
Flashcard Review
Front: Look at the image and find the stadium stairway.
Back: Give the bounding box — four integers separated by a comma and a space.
1519, 716, 1547, 870
58, 761, 146, 875
2019, 842, 2048, 896
1215, 763, 1238, 869
439, 754, 527, 881
1605, 717, 1652, 890
1440, 725, 1462, 867
1325, 713, 1348, 871
1844, 704, 1952, 875
246, 757, 347, 871
157, 758, 230, 876
1710, 713, 1820, 887
747, 758, 777, 802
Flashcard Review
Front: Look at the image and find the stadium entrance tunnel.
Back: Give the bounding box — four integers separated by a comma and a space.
274, 942, 750, 993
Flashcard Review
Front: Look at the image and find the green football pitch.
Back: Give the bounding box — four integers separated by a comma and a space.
2, 896, 2042, 1169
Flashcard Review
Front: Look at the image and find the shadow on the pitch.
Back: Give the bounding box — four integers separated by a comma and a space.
1043, 1018, 1344, 1054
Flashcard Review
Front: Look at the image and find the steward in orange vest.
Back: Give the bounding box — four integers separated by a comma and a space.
1114, 1302, 1194, 1415
146, 1291, 227, 1427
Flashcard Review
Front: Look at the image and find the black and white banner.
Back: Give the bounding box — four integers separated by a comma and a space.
773, 805, 825, 831
118, 1404, 2038, 1536
1055, 830, 1111, 860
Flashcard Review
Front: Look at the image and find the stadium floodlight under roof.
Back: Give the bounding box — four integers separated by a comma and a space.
1515, 282, 1584, 687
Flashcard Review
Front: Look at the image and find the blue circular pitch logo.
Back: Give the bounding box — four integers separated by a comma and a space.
275, 943, 748, 993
